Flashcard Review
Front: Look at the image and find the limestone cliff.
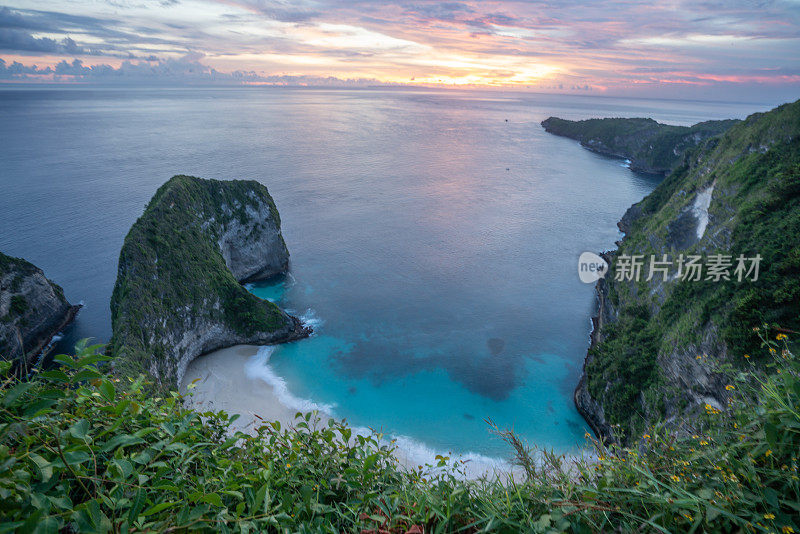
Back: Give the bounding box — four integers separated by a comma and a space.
110, 175, 309, 387
541, 116, 738, 175
561, 101, 800, 443
0, 252, 79, 370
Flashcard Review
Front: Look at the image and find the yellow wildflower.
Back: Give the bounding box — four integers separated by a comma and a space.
670, 475, 681, 482
766, 450, 773, 457
770, 347, 777, 354
725, 384, 735, 390
643, 434, 651, 439
744, 353, 750, 359
782, 526, 794, 533
700, 440, 709, 446
764, 513, 776, 520
776, 333, 788, 341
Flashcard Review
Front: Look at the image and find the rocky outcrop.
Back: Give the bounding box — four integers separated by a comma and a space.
541, 116, 738, 175
566, 100, 800, 443
110, 175, 310, 388
0, 252, 79, 370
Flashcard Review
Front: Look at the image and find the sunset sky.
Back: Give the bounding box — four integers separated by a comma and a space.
1, 0, 799, 100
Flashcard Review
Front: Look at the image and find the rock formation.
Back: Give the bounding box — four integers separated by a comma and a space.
110, 175, 309, 387
0, 252, 79, 370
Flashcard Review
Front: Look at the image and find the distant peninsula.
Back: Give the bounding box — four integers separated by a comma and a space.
109, 175, 309, 388
541, 116, 739, 174
0, 251, 79, 370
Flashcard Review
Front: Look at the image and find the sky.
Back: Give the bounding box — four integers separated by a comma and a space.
1, 0, 799, 100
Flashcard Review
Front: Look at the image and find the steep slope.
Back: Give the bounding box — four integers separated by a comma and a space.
110, 175, 309, 387
572, 100, 800, 442
0, 252, 79, 369
541, 116, 739, 174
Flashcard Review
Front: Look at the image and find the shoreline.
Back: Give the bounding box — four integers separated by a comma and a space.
180, 344, 526, 480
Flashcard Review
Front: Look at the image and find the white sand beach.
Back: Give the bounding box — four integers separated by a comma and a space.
180, 344, 326, 434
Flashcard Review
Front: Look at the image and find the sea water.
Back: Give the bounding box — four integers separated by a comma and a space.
0, 86, 770, 461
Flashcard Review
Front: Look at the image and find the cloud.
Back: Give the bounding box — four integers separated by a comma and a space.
0, 0, 798, 98
0, 28, 86, 54
226, 0, 321, 22
0, 55, 392, 86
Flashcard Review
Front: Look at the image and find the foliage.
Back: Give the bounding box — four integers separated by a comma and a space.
1, 333, 798, 533
585, 304, 659, 432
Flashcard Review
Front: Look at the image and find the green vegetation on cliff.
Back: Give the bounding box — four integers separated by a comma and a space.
1, 333, 797, 532
584, 100, 800, 440
541, 116, 738, 174
110, 175, 300, 386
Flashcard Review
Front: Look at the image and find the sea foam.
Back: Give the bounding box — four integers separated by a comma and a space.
244, 346, 336, 413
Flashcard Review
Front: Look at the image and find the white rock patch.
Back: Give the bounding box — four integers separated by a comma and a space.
691, 182, 715, 240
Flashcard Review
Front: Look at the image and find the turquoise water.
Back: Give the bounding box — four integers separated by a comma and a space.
0, 87, 770, 460
249, 277, 583, 457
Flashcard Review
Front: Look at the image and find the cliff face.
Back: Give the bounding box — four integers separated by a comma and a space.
0, 252, 79, 369
568, 101, 800, 443
110, 175, 309, 387
541, 116, 739, 175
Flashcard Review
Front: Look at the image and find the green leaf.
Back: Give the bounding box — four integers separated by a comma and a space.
48, 495, 72, 510
200, 493, 223, 507
101, 434, 144, 452
99, 380, 115, 402
22, 399, 58, 417
764, 422, 778, 448
69, 419, 90, 441
63, 451, 91, 466
128, 489, 146, 523
143, 501, 178, 516
52, 354, 77, 368
363, 453, 379, 473
111, 459, 133, 480
71, 368, 102, 383
2, 382, 34, 407
29, 453, 53, 483
38, 370, 70, 383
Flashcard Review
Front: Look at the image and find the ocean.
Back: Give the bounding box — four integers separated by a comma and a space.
0, 86, 771, 462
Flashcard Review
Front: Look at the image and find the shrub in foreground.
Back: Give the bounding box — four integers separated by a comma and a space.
0, 332, 798, 532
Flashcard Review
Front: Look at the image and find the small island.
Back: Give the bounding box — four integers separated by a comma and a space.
109, 175, 310, 388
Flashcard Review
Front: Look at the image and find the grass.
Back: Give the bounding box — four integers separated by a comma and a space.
0, 328, 797, 533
